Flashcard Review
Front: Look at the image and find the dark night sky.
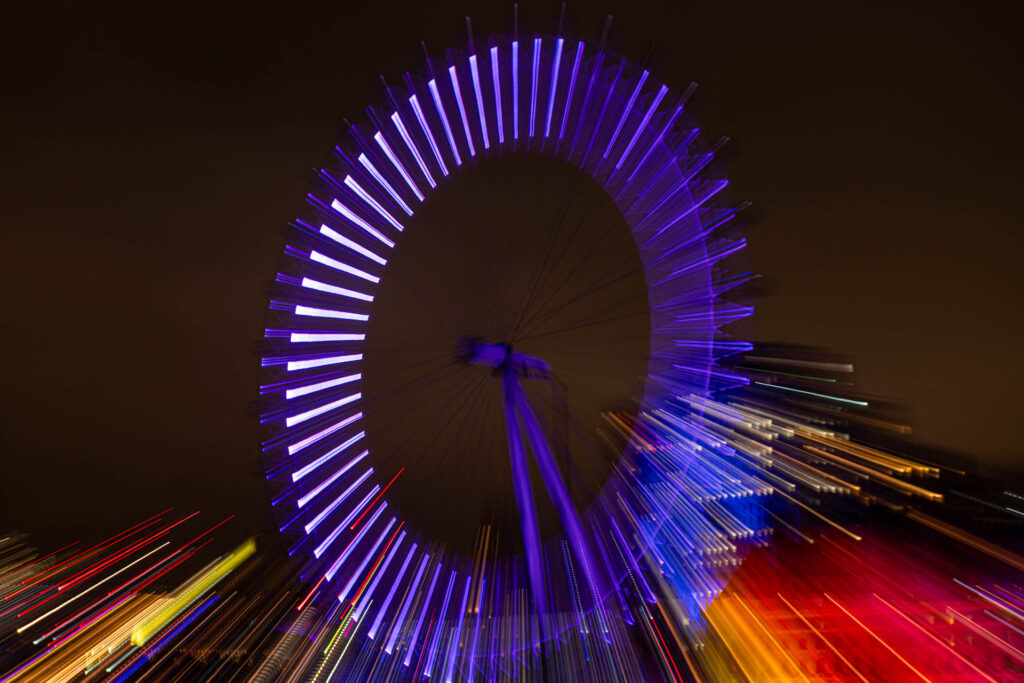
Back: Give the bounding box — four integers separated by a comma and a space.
1, 1, 1021, 546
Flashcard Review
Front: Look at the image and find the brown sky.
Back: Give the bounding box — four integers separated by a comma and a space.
1, 0, 1021, 545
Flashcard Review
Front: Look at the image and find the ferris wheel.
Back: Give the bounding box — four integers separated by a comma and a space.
259, 12, 761, 681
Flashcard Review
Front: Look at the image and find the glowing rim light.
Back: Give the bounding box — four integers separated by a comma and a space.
261, 27, 753, 673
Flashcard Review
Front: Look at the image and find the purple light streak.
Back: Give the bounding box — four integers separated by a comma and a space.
403, 562, 442, 666
511, 40, 519, 140
314, 485, 380, 560
329, 198, 395, 247
544, 38, 563, 137
602, 70, 650, 160
447, 65, 476, 158
344, 175, 406, 231
336, 517, 397, 604
297, 450, 368, 508
293, 306, 368, 322
284, 392, 361, 428
558, 41, 584, 142
350, 530, 406, 621
319, 224, 388, 265
309, 250, 380, 284
324, 502, 388, 580
300, 277, 373, 302
357, 153, 413, 216
304, 467, 373, 533
427, 79, 462, 167
408, 94, 449, 177
390, 112, 436, 189
529, 37, 541, 138
286, 411, 362, 456
468, 55, 490, 149
365, 541, 416, 637
373, 131, 424, 201
285, 373, 361, 400
285, 353, 362, 372
384, 553, 429, 653
489, 46, 504, 144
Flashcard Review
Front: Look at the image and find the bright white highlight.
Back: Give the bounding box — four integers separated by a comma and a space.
286, 373, 361, 400
344, 175, 405, 231
294, 306, 368, 322
309, 250, 380, 284
286, 353, 362, 372
289, 332, 365, 343
319, 224, 388, 265
300, 277, 373, 302
287, 412, 362, 456
285, 392, 361, 427
408, 94, 449, 177
390, 112, 436, 188
428, 78, 462, 166
305, 466, 372, 532
329, 199, 395, 247
357, 153, 413, 215
468, 55, 490, 149
297, 449, 368, 508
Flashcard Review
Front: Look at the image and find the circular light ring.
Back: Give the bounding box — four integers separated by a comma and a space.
259, 32, 756, 670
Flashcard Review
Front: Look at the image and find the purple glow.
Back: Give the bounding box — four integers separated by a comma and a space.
390, 112, 436, 189
286, 353, 362, 372
292, 430, 366, 484
314, 484, 379, 558
286, 412, 362, 456
288, 332, 364, 343
465, 577, 485, 681
447, 65, 476, 158
615, 84, 668, 170
367, 543, 416, 639
319, 224, 388, 265
294, 305, 368, 322
309, 250, 380, 284
544, 38, 564, 138
384, 553, 429, 653
422, 569, 456, 676
603, 70, 650, 161
501, 372, 548, 621
626, 104, 687, 189
344, 175, 405, 231
468, 55, 490, 150
402, 561, 441, 665
300, 277, 373, 302
529, 38, 541, 138
321, 495, 385, 568
515, 380, 603, 608
338, 518, 399, 605
326, 509, 392, 583
581, 64, 622, 166
303, 466, 372, 530
442, 574, 472, 683
286, 372, 361, 400
297, 449, 368, 508
285, 392, 361, 427
559, 41, 584, 141
569, 51, 605, 156
357, 153, 413, 216
408, 94, 449, 178
489, 46, 504, 144
351, 530, 406, 621
373, 131, 424, 201
427, 79, 462, 167
511, 40, 519, 140
329, 198, 395, 247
